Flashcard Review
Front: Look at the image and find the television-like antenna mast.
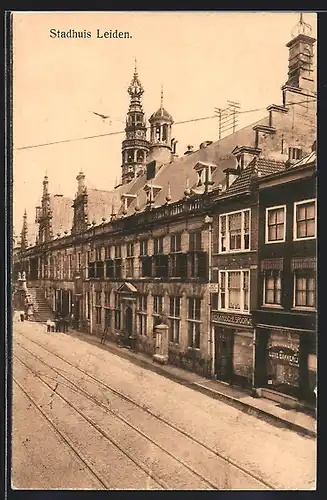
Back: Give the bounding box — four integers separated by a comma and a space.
214, 100, 241, 139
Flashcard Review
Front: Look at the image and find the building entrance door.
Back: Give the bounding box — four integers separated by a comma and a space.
215, 326, 233, 383
125, 306, 133, 336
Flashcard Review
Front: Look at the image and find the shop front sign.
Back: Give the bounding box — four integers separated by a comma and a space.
211, 312, 252, 327
267, 345, 299, 367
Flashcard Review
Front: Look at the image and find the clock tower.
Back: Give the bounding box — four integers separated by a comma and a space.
285, 14, 316, 94
121, 60, 150, 185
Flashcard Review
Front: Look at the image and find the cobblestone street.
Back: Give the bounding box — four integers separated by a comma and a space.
12, 321, 316, 490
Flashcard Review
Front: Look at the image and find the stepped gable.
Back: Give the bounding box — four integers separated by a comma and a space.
50, 194, 74, 236
226, 156, 286, 195
121, 116, 268, 216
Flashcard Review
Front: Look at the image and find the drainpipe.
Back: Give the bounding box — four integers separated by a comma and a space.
89, 283, 94, 335
204, 215, 214, 378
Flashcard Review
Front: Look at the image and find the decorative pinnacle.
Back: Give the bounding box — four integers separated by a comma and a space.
291, 12, 312, 38
134, 58, 138, 75
160, 85, 164, 108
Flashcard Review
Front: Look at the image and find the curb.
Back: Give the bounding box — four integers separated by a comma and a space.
67, 331, 316, 439
193, 383, 316, 439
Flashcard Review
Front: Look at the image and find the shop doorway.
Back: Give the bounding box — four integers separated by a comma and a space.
214, 327, 233, 383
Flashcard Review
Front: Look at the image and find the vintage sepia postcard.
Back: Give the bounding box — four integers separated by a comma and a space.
9, 10, 317, 492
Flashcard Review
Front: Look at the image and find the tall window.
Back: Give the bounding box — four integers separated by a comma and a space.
219, 270, 250, 313
263, 270, 282, 306
189, 232, 202, 251
153, 236, 164, 255
171, 233, 182, 253
188, 298, 201, 348
95, 291, 102, 325
114, 293, 121, 329
137, 294, 148, 335
169, 297, 180, 344
265, 206, 286, 243
294, 200, 316, 240
68, 254, 73, 279
294, 269, 316, 309
126, 242, 134, 278
114, 245, 122, 279
153, 295, 163, 315
219, 209, 250, 252
77, 252, 81, 273
140, 239, 148, 256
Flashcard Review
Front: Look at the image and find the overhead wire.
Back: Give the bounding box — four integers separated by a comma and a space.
14, 97, 317, 152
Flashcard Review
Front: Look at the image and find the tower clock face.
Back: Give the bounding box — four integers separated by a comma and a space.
136, 130, 143, 138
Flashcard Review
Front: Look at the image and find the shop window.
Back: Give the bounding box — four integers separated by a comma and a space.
169, 297, 180, 344
293, 199, 316, 240
233, 331, 253, 384
293, 269, 316, 309
188, 298, 201, 348
265, 205, 286, 243
263, 270, 282, 306
267, 330, 300, 396
219, 209, 250, 253
219, 270, 250, 313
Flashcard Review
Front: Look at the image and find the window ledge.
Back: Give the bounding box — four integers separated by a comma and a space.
218, 309, 250, 315
187, 347, 200, 351
265, 239, 286, 245
291, 306, 316, 312
262, 304, 284, 310
219, 249, 252, 254
293, 236, 316, 242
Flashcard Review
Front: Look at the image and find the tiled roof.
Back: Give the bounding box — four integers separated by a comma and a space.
290, 150, 316, 169
50, 194, 74, 236
118, 116, 268, 216
226, 156, 286, 195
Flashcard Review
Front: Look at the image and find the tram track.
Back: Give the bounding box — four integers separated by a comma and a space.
14, 330, 275, 490
14, 351, 217, 490
14, 378, 109, 490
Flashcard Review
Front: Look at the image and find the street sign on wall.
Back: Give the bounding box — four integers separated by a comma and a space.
208, 283, 219, 293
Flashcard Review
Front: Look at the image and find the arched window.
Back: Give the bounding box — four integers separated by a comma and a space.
155, 126, 161, 142
162, 124, 168, 142
137, 150, 144, 162
127, 151, 134, 162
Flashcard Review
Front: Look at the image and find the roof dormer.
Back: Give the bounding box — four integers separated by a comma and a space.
193, 161, 217, 194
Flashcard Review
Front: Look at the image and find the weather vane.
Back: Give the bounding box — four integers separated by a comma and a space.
291, 13, 312, 38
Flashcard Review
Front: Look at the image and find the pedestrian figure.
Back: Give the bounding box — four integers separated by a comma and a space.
46, 318, 52, 332
62, 317, 69, 333
20, 310, 25, 322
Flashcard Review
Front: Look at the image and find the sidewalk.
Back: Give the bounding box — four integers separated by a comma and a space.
65, 328, 316, 439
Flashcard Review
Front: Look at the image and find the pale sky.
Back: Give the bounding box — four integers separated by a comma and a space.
12, 11, 317, 235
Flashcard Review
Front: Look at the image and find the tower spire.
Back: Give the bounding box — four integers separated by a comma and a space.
121, 63, 150, 185
160, 85, 164, 109
20, 209, 28, 250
